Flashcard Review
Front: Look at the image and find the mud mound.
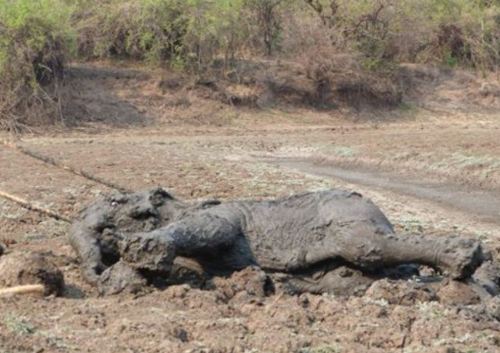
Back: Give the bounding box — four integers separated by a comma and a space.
0, 251, 65, 296
437, 279, 481, 305
97, 260, 147, 296
211, 266, 274, 302
365, 279, 437, 305
95, 256, 209, 296
472, 261, 500, 296
281, 266, 375, 297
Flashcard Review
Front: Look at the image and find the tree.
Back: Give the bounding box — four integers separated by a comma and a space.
303, 0, 338, 28
246, 0, 283, 56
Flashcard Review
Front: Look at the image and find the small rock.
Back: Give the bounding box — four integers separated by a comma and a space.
212, 266, 274, 301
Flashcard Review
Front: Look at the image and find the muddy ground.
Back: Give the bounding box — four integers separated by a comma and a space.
1, 63, 499, 353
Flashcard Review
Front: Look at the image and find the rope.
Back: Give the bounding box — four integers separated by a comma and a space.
1, 140, 131, 193
0, 190, 71, 223
0, 139, 130, 222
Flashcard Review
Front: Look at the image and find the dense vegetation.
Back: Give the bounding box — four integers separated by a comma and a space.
1, 0, 499, 130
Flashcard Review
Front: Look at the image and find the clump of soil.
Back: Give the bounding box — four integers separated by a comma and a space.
96, 260, 147, 296
486, 296, 500, 321
211, 266, 274, 302
0, 251, 65, 296
365, 279, 437, 305
437, 279, 481, 305
280, 266, 375, 297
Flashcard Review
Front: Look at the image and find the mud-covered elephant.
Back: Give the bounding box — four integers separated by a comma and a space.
69, 188, 498, 296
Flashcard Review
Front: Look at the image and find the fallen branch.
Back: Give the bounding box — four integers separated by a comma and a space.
0, 284, 45, 297
0, 189, 70, 223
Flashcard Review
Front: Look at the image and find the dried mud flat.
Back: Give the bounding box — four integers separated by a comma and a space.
1, 67, 500, 353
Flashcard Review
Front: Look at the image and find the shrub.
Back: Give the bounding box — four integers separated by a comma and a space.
0, 0, 499, 131
75, 0, 254, 72
0, 0, 74, 131
75, 0, 189, 64
301, 0, 499, 71
245, 0, 285, 56
178, 0, 251, 72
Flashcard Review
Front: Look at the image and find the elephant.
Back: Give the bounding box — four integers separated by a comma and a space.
69, 188, 496, 296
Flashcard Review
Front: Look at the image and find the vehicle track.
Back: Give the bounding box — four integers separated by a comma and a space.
270, 158, 500, 226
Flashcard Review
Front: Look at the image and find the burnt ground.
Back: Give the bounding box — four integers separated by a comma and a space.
1, 63, 500, 353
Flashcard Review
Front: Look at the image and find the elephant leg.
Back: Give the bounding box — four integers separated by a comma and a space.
69, 229, 106, 285
118, 209, 244, 273
371, 233, 484, 279
315, 224, 486, 279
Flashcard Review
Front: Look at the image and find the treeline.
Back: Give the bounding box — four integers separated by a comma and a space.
1, 0, 499, 130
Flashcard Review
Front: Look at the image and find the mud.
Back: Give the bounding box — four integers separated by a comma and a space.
70, 188, 493, 297
472, 261, 500, 296
280, 266, 375, 297
211, 266, 274, 302
436, 279, 481, 305
0, 251, 65, 295
365, 279, 438, 305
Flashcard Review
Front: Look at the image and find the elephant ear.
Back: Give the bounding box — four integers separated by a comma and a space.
149, 188, 176, 207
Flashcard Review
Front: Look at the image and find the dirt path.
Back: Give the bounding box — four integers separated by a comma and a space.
269, 158, 500, 226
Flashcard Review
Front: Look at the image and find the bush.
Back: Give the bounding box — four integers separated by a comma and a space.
0, 0, 74, 131
0, 0, 499, 131
300, 0, 499, 71
75, 0, 254, 72
75, 0, 188, 63
245, 0, 284, 56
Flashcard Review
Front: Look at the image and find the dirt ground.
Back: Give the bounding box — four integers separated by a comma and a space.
1, 63, 499, 353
